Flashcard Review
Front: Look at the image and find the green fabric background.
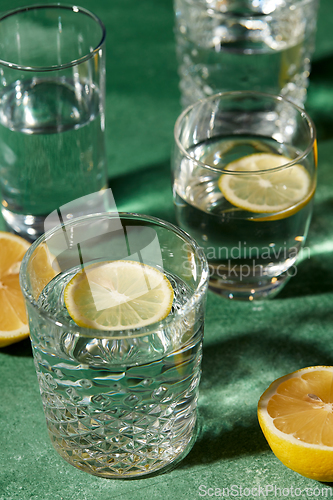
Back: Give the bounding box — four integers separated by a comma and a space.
1, 1, 333, 499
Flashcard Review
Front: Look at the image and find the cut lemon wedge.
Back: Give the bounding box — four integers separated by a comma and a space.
218, 153, 312, 215
258, 366, 333, 482
64, 260, 174, 330
0, 232, 31, 348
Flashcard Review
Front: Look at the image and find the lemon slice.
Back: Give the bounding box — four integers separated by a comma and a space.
64, 260, 174, 330
0, 232, 31, 348
258, 366, 333, 482
218, 153, 312, 215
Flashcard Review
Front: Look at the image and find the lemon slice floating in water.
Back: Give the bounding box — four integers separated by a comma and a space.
64, 260, 174, 330
258, 366, 333, 482
218, 153, 312, 215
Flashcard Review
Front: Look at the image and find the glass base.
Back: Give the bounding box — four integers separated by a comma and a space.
208, 274, 291, 301
49, 417, 199, 479
1, 206, 46, 241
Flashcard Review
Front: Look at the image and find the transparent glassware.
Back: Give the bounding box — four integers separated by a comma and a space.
172, 91, 317, 300
20, 212, 209, 478
0, 4, 108, 240
174, 0, 319, 108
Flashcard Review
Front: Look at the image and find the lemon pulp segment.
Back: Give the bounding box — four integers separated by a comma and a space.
27, 242, 60, 300
0, 232, 31, 347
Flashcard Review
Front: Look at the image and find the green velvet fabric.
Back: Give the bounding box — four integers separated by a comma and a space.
1, 0, 333, 498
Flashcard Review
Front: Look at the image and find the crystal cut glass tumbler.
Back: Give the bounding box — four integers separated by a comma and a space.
20, 212, 209, 478
174, 0, 319, 108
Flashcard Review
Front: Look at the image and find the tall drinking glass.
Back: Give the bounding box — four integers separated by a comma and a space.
20, 212, 209, 478
0, 5, 108, 240
173, 91, 317, 300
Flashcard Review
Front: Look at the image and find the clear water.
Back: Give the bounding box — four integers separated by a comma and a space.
174, 136, 314, 298
30, 267, 203, 477
0, 77, 107, 219
174, 0, 318, 107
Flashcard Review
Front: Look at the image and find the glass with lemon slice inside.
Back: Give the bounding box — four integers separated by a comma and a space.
19, 213, 208, 478
173, 91, 317, 300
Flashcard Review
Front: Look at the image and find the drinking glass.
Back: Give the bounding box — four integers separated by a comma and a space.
20, 212, 209, 478
174, 0, 319, 108
173, 91, 317, 300
0, 4, 108, 240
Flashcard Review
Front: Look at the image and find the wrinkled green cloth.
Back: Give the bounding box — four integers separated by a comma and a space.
1, 1, 333, 499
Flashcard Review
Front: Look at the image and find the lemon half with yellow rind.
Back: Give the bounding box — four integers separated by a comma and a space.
218, 153, 312, 216
64, 260, 174, 330
258, 366, 333, 482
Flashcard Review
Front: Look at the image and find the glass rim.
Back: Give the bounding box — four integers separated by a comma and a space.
174, 91, 317, 176
187, 0, 317, 14
0, 3, 106, 72
19, 212, 209, 340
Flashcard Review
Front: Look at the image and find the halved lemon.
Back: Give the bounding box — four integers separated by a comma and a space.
218, 153, 312, 216
64, 260, 174, 330
258, 366, 333, 482
0, 232, 31, 348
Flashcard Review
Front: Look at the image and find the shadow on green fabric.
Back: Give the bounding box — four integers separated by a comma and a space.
179, 331, 333, 467
108, 159, 176, 224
